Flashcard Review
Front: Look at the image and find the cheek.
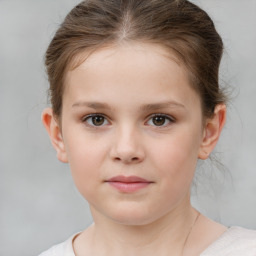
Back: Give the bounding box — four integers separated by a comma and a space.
150, 130, 200, 185
64, 133, 109, 195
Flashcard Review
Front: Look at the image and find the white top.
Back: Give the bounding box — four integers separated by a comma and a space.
39, 226, 256, 256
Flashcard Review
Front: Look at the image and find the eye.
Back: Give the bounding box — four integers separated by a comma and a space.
146, 114, 174, 127
83, 114, 109, 127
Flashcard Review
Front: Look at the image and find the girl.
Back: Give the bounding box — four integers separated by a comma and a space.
40, 0, 256, 255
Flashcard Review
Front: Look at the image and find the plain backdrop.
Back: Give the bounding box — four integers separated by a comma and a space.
1, 0, 256, 255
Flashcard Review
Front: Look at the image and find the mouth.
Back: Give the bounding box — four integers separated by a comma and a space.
105, 175, 153, 193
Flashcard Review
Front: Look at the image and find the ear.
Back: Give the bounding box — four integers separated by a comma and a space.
198, 104, 226, 160
41, 108, 68, 163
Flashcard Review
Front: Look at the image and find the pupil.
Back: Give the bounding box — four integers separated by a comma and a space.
153, 116, 165, 126
92, 116, 104, 126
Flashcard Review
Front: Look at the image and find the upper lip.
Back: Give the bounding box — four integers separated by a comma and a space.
106, 175, 152, 183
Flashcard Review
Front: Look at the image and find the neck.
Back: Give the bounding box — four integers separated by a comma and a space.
85, 200, 198, 256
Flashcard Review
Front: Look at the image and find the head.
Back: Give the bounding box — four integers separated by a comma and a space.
42, 0, 226, 225
45, 0, 226, 120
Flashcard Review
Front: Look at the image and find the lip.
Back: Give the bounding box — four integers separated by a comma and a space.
105, 175, 153, 193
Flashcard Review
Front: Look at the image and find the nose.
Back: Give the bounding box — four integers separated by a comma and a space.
110, 125, 145, 164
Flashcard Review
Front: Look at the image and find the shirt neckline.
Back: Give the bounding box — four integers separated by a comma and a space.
67, 227, 235, 256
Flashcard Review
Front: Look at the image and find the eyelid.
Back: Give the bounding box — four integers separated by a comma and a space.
82, 113, 110, 127
147, 113, 175, 121
145, 113, 176, 127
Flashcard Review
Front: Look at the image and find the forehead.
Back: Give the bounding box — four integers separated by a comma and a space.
63, 42, 200, 111
69, 42, 181, 69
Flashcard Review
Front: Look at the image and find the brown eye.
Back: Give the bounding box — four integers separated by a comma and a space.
147, 114, 174, 127
152, 116, 166, 126
84, 115, 108, 127
92, 116, 105, 126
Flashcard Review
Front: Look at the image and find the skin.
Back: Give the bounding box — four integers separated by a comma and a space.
42, 42, 227, 256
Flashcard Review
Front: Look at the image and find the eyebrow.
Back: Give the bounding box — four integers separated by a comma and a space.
72, 100, 185, 111
140, 101, 185, 111
72, 101, 112, 110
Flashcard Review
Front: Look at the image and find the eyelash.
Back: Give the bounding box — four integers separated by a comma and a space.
81, 113, 175, 128
82, 114, 110, 127
146, 114, 175, 127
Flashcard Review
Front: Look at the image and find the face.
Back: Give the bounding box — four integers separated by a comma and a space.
49, 43, 210, 225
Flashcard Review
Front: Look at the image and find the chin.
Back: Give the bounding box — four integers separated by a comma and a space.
105, 206, 164, 226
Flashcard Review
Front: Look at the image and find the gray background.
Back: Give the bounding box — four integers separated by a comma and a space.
1, 0, 256, 255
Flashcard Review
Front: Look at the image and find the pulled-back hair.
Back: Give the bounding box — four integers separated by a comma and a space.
45, 0, 226, 118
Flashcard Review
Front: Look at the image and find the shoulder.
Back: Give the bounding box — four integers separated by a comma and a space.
38, 233, 78, 256
201, 226, 256, 256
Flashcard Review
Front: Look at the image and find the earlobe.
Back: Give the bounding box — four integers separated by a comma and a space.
198, 104, 226, 160
41, 108, 68, 163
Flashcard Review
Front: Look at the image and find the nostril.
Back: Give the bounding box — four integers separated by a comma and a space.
114, 156, 140, 163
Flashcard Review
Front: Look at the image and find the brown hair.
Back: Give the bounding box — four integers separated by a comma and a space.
45, 0, 226, 118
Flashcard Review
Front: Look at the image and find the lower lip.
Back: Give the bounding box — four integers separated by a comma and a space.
107, 181, 151, 193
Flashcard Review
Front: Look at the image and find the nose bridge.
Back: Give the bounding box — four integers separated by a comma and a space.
111, 122, 144, 163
